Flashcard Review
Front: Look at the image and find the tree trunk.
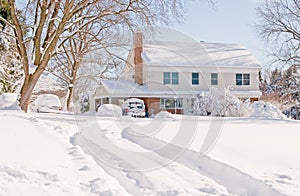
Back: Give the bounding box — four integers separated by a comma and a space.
66, 85, 74, 112
66, 62, 79, 112
19, 71, 43, 112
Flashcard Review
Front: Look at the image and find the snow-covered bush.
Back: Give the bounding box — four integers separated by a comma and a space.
97, 104, 122, 117
249, 101, 286, 119
192, 87, 250, 117
191, 93, 211, 116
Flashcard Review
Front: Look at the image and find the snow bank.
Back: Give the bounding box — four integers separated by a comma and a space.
0, 112, 130, 195
0, 93, 20, 110
154, 111, 176, 121
249, 101, 286, 119
97, 104, 122, 117
79, 111, 97, 116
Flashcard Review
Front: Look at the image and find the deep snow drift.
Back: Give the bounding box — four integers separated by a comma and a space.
0, 111, 129, 195
0, 101, 299, 195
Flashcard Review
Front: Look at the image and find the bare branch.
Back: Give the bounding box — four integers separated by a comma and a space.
256, 0, 300, 65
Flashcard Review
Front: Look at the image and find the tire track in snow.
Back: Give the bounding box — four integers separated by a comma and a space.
72, 118, 230, 195
71, 126, 154, 195
122, 127, 285, 196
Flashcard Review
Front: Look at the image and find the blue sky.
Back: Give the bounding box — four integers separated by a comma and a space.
174, 0, 268, 67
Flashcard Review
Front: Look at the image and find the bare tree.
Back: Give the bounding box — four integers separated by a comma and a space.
70, 52, 123, 113
2, 0, 212, 112
48, 6, 126, 111
48, 8, 97, 111
256, 0, 300, 65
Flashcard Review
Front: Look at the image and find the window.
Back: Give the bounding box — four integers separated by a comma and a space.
160, 98, 183, 109
192, 72, 199, 85
163, 72, 179, 85
236, 73, 250, 86
172, 72, 179, 85
236, 73, 242, 86
211, 73, 218, 85
163, 72, 170, 85
243, 74, 250, 85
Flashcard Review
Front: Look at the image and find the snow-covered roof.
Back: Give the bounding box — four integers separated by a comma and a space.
142, 41, 261, 68
99, 79, 192, 98
98, 79, 261, 98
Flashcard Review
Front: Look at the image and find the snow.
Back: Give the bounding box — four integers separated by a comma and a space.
123, 125, 283, 196
97, 104, 122, 117
0, 103, 299, 195
154, 111, 176, 121
98, 79, 261, 101
249, 101, 286, 119
0, 27, 23, 93
0, 111, 129, 195
121, 116, 300, 195
30, 94, 62, 113
98, 79, 201, 98
0, 93, 20, 110
142, 41, 261, 68
73, 116, 231, 195
99, 79, 184, 97
206, 119, 300, 196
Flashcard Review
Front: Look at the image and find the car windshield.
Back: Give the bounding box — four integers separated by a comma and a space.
137, 104, 143, 108
128, 102, 144, 109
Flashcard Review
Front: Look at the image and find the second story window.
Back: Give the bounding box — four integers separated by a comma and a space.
163, 72, 171, 84
163, 72, 179, 85
211, 73, 218, 85
236, 73, 250, 86
172, 72, 179, 85
192, 72, 199, 85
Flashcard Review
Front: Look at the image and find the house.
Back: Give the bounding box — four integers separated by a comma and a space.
93, 31, 261, 115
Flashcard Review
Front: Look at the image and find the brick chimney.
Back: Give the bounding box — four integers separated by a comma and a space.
134, 30, 143, 85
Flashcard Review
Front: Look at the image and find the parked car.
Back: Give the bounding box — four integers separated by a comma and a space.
31, 94, 62, 113
121, 98, 146, 117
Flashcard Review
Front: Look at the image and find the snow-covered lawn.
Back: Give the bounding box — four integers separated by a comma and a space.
0, 109, 300, 195
206, 118, 300, 196
0, 111, 129, 195
125, 116, 300, 195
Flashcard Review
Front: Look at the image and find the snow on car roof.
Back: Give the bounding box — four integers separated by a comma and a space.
124, 98, 144, 103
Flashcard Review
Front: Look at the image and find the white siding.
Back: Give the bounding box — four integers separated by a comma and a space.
144, 64, 260, 92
